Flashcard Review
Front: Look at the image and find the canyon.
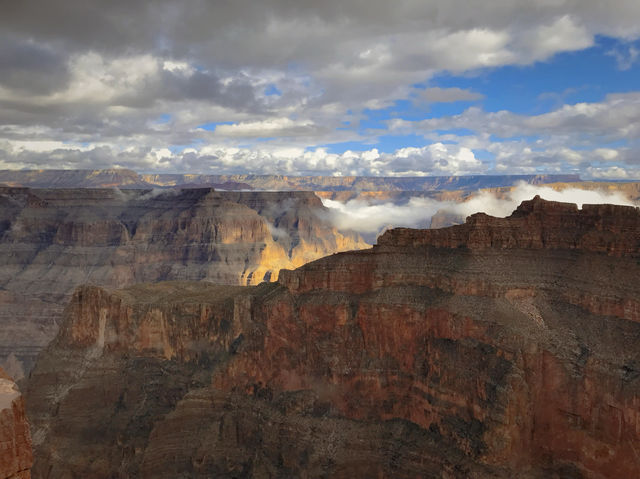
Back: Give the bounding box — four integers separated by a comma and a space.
0, 187, 366, 377
25, 196, 640, 478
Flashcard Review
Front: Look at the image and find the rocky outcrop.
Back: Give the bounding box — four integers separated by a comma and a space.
0, 369, 32, 479
378, 195, 640, 256
0, 187, 366, 376
25, 197, 640, 477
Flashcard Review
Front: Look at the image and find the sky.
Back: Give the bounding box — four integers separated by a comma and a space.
1, 0, 640, 178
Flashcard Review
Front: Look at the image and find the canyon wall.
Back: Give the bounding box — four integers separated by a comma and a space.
0, 169, 580, 191
142, 173, 582, 191
0, 187, 366, 376
0, 368, 31, 479
25, 197, 640, 478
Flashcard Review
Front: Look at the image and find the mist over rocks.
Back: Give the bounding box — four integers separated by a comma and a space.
321, 181, 640, 240
377, 195, 640, 259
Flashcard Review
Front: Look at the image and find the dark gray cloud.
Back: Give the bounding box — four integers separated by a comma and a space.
0, 35, 69, 94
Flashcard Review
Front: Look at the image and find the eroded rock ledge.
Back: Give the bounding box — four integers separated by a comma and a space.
378, 195, 640, 255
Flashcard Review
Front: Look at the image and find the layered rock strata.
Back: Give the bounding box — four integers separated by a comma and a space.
0, 187, 366, 376
26, 197, 640, 477
379, 195, 640, 256
0, 369, 32, 479
0, 169, 580, 191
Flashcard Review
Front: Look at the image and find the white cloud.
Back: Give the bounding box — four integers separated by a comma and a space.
53, 53, 160, 105
162, 60, 194, 74
607, 44, 640, 70
212, 118, 321, 138
387, 92, 640, 178
586, 165, 639, 179
520, 15, 592, 61
430, 28, 515, 71
395, 93, 640, 140
0, 141, 488, 177
321, 197, 437, 235
321, 182, 640, 239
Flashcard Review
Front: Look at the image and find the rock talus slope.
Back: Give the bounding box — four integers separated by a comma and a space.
0, 187, 366, 376
26, 197, 640, 478
0, 368, 32, 479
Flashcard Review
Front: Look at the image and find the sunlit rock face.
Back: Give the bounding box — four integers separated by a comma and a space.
0, 368, 32, 479
26, 197, 640, 478
0, 187, 367, 376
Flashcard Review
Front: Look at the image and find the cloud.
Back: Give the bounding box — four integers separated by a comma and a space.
0, 1, 639, 174
393, 93, 640, 141
0, 141, 488, 177
607, 44, 640, 70
517, 15, 592, 62
321, 197, 437, 237
388, 92, 640, 177
417, 87, 484, 104
451, 183, 638, 218
321, 182, 639, 239
0, 35, 69, 95
586, 165, 640, 179
212, 118, 323, 138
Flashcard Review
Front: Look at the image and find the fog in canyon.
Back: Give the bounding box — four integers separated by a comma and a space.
322, 182, 640, 240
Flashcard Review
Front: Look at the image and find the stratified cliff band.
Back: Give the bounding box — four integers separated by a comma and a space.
26, 197, 640, 478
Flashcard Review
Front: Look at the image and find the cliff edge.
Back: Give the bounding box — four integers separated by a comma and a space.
378, 195, 640, 255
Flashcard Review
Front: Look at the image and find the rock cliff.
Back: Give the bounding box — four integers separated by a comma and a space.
0, 369, 32, 479
379, 195, 640, 256
0, 187, 366, 376
25, 197, 640, 478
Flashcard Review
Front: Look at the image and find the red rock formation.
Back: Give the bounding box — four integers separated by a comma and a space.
378, 195, 640, 256
25, 197, 640, 477
0, 369, 32, 479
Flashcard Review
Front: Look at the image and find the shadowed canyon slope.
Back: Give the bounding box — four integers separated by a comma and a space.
0, 368, 32, 479
0, 187, 366, 376
25, 197, 640, 478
